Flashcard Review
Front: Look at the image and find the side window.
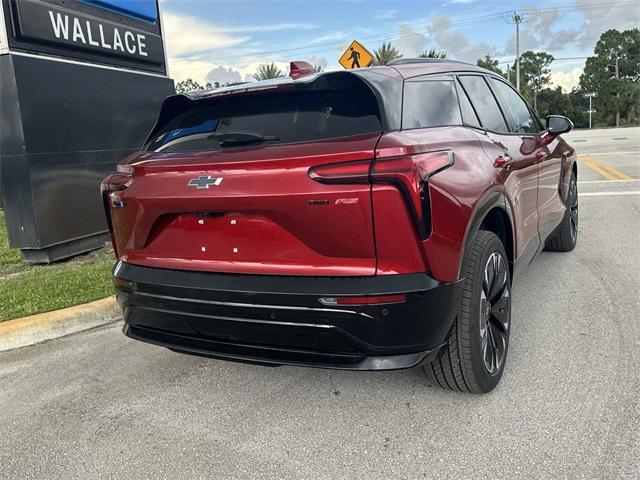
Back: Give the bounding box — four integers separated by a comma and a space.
490, 78, 541, 134
455, 80, 481, 128
458, 75, 508, 133
402, 78, 462, 129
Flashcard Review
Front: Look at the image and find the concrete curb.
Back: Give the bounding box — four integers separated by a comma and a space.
0, 296, 120, 352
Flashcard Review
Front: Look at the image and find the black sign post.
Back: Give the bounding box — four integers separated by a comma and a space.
0, 0, 174, 262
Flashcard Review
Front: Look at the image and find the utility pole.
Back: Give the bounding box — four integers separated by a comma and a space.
504, 11, 526, 92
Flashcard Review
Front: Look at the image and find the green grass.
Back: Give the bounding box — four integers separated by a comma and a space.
0, 211, 22, 274
0, 211, 115, 322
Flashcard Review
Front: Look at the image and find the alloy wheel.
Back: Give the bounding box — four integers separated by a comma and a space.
479, 252, 510, 375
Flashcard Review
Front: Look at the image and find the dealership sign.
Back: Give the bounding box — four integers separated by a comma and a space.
4, 0, 166, 73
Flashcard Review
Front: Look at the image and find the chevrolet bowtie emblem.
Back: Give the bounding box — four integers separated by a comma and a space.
188, 175, 223, 189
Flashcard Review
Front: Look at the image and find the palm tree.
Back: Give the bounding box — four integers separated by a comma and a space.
373, 42, 402, 66
419, 48, 447, 59
253, 63, 284, 81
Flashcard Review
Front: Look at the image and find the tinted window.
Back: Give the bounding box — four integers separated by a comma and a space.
402, 79, 462, 129
456, 80, 481, 128
147, 77, 382, 153
490, 78, 541, 134
458, 75, 508, 133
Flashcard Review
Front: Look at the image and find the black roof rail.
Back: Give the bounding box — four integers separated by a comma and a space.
387, 58, 475, 67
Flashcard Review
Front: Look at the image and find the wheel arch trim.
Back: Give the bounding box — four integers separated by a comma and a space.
460, 189, 516, 278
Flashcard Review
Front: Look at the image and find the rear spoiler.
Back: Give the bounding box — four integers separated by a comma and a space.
143, 66, 401, 146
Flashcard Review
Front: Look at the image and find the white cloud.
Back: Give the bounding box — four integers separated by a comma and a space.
206, 66, 243, 86
575, 0, 640, 49
550, 67, 583, 92
427, 15, 495, 62
162, 13, 249, 58
221, 23, 317, 33
305, 56, 328, 71
374, 9, 398, 20
503, 2, 640, 55
396, 24, 428, 57
169, 58, 217, 83
309, 31, 348, 44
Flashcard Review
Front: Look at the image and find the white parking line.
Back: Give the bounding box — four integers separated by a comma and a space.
579, 179, 640, 184
579, 191, 640, 197
579, 151, 640, 156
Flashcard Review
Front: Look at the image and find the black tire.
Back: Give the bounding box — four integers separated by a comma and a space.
424, 230, 512, 393
544, 172, 578, 252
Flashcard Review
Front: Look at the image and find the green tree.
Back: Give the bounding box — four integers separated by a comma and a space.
253, 63, 285, 81
419, 48, 447, 59
579, 28, 640, 127
373, 42, 402, 65
513, 51, 554, 113
175, 78, 203, 93
477, 55, 504, 76
537, 86, 575, 121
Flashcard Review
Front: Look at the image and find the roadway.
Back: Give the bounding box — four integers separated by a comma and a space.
1, 127, 638, 479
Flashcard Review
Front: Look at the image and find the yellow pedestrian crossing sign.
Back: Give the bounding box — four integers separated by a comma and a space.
339, 40, 374, 70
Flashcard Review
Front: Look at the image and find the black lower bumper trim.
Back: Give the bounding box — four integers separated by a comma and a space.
114, 262, 462, 370
124, 324, 442, 371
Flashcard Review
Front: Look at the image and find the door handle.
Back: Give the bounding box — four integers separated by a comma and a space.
494, 154, 513, 169
535, 151, 547, 162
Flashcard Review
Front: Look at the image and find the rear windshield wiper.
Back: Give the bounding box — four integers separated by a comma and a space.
207, 130, 279, 147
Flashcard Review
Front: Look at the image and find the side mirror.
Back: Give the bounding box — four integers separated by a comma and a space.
546, 115, 574, 135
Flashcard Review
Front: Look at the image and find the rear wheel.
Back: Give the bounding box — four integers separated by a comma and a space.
424, 230, 511, 393
544, 172, 578, 252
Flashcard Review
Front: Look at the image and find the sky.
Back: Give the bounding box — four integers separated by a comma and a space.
159, 0, 640, 91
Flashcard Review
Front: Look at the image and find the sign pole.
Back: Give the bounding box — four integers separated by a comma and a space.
583, 92, 597, 130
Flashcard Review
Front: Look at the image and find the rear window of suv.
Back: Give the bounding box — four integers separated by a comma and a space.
146, 74, 383, 153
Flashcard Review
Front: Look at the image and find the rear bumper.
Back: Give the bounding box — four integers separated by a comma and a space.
114, 261, 462, 370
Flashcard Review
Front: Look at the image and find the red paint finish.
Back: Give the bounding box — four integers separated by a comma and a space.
106, 134, 380, 276
104, 124, 574, 282
374, 127, 489, 281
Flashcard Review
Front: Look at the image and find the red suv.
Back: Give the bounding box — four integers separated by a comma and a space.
102, 59, 578, 393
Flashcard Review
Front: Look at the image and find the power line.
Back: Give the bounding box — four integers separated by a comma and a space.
172, 12, 509, 68
168, 1, 640, 72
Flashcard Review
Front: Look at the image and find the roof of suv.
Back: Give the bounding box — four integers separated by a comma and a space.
385, 58, 491, 79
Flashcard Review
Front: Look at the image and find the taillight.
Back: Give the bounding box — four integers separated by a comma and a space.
100, 170, 134, 259
318, 294, 406, 306
308, 159, 371, 184
105, 173, 134, 192
308, 150, 454, 239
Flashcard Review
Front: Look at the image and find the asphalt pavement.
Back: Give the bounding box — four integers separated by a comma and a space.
1, 127, 638, 480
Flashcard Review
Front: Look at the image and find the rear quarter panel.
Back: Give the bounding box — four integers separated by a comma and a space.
374, 127, 501, 282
